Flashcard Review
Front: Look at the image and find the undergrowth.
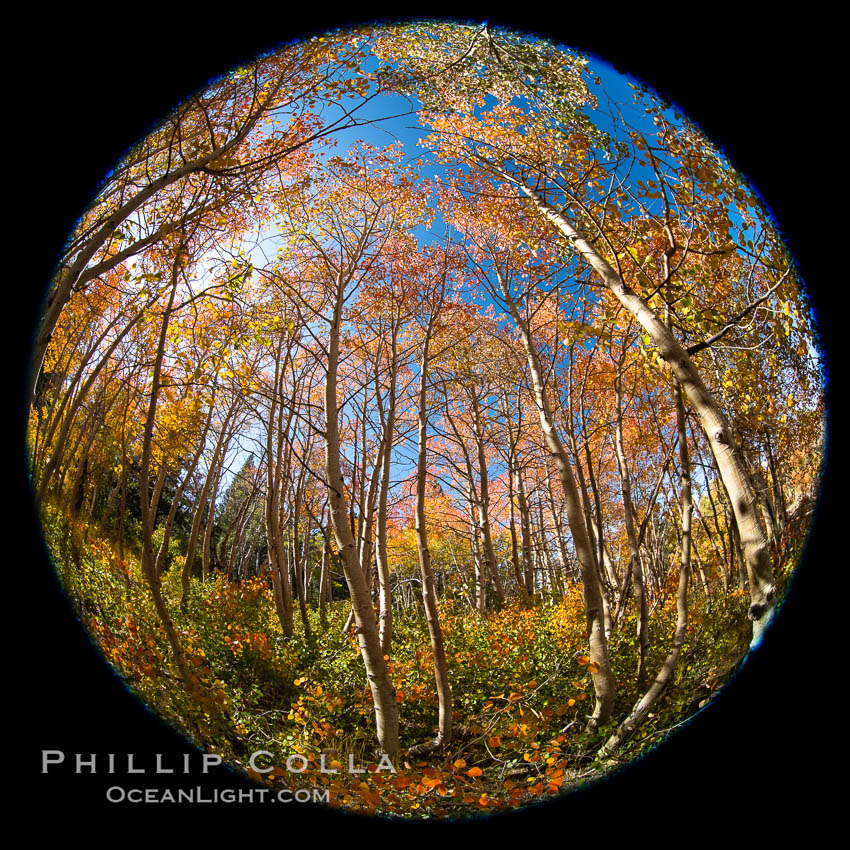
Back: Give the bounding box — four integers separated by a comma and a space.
42, 502, 779, 819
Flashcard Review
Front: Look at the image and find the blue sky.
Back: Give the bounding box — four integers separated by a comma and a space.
208, 26, 809, 522
217, 36, 684, 503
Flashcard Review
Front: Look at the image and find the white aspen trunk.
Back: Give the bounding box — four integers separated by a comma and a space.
264, 345, 294, 637
508, 466, 531, 604
324, 271, 399, 760
414, 335, 453, 746
137, 249, 193, 691
35, 306, 149, 506
499, 275, 615, 727
515, 470, 535, 598
27, 75, 291, 411
471, 392, 506, 609
376, 332, 398, 656
514, 178, 775, 642
154, 399, 216, 579
598, 378, 692, 759
319, 541, 330, 630
613, 362, 649, 684
182, 404, 237, 610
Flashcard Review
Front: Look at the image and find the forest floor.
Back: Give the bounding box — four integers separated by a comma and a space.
43, 504, 785, 819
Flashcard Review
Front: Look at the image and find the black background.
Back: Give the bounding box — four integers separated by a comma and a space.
14, 7, 836, 836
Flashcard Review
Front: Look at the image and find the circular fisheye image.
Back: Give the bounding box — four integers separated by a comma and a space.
27, 20, 824, 819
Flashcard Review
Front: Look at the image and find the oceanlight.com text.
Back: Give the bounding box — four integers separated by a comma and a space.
105, 786, 330, 804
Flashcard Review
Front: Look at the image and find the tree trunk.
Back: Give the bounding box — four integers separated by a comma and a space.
137, 247, 193, 691
325, 270, 399, 760
515, 469, 535, 599
181, 412, 235, 608
319, 541, 331, 631
613, 355, 649, 685
514, 178, 775, 642
471, 391, 505, 610
155, 398, 216, 579
598, 378, 692, 758
375, 332, 398, 656
497, 269, 615, 727
415, 330, 453, 746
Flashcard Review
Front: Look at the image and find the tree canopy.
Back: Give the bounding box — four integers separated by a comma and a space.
27, 19, 824, 821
